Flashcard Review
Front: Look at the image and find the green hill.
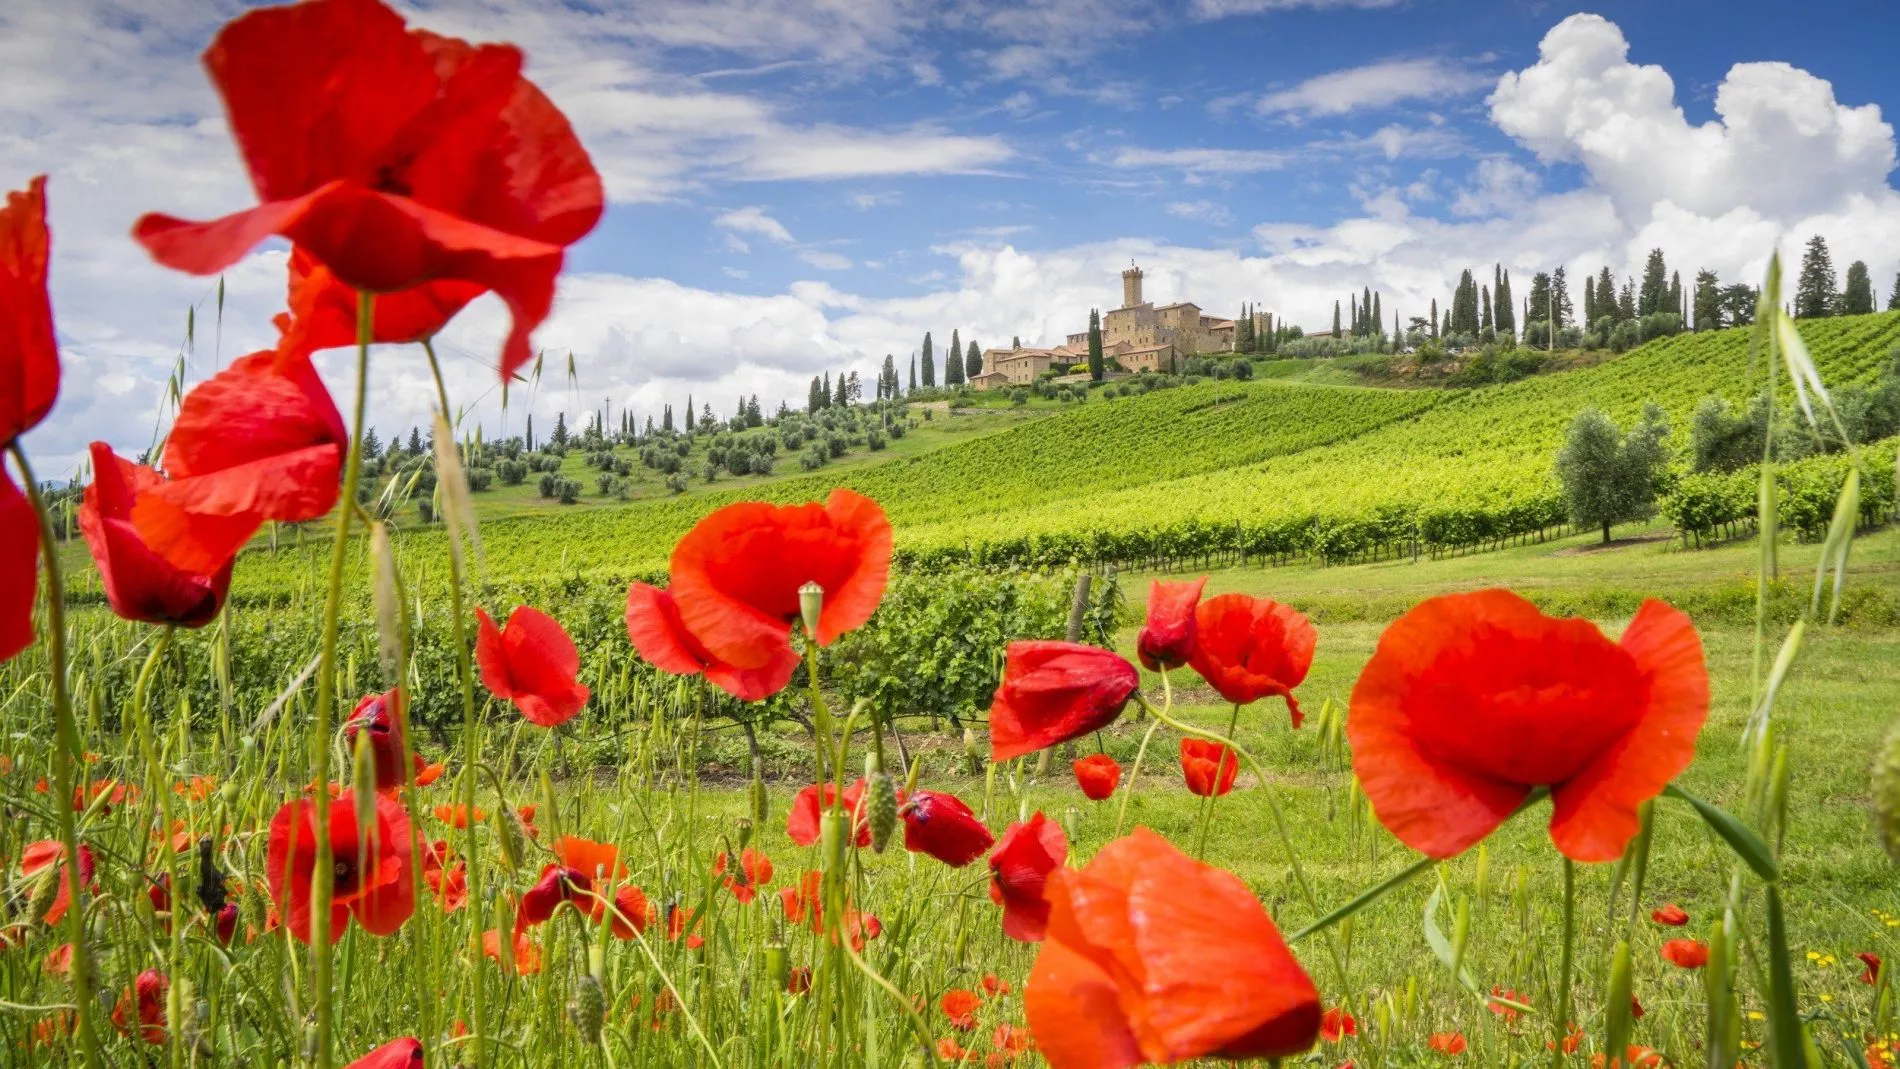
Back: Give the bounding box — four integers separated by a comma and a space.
201, 312, 1900, 595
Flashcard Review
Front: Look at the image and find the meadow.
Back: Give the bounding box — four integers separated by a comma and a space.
3, 2, 1897, 1068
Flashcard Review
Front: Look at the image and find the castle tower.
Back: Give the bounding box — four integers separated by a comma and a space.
1121, 262, 1144, 309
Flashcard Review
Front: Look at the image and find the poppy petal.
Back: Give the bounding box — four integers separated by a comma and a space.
1548, 600, 1708, 862
0, 471, 38, 662
343, 1037, 424, 1069
0, 175, 58, 446
1024, 937, 1145, 1069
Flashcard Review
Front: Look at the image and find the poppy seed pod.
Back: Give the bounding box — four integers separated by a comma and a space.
735, 817, 754, 850
25, 864, 60, 924
1875, 719, 1900, 863
568, 974, 605, 1046
798, 581, 824, 638
865, 754, 898, 854
763, 943, 790, 991
495, 807, 527, 875
820, 809, 848, 877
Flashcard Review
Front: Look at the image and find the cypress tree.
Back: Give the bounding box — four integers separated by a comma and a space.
1429, 298, 1438, 339
1362, 286, 1373, 337
1693, 269, 1721, 331
1793, 235, 1838, 319
1371, 293, 1383, 344
1617, 279, 1636, 322
909, 354, 917, 392
921, 332, 935, 387
946, 329, 964, 385
1667, 271, 1683, 322
1638, 248, 1668, 316
1583, 273, 1598, 325
1888, 272, 1900, 311
525, 414, 533, 451
685, 394, 695, 430
1480, 285, 1494, 338
1349, 294, 1358, 337
1842, 261, 1875, 315
407, 426, 423, 454
966, 341, 981, 379
1551, 267, 1573, 331
1494, 268, 1515, 341
1332, 301, 1342, 339
1087, 308, 1104, 381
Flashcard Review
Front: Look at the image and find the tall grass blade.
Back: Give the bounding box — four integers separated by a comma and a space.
1663, 784, 1779, 882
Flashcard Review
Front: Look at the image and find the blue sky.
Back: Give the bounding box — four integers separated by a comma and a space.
6, 0, 1900, 475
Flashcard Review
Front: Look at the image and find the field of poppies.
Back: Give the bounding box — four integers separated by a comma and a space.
2, 2, 1899, 1069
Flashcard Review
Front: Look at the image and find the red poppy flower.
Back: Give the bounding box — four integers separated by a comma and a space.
266, 791, 415, 944
1138, 577, 1206, 671
215, 902, 239, 944
1179, 738, 1239, 797
126, 345, 347, 574
1549, 1022, 1585, 1054
1661, 938, 1708, 969
1348, 590, 1708, 863
111, 969, 167, 1045
988, 812, 1068, 943
902, 790, 995, 868
625, 582, 800, 701
432, 803, 485, 828
714, 847, 773, 903
989, 641, 1140, 763
277, 245, 483, 355
943, 989, 982, 1031
77, 442, 236, 627
666, 903, 703, 948
0, 176, 58, 664
1072, 754, 1121, 801
606, 885, 654, 939
781, 871, 823, 929
1487, 986, 1530, 1021
517, 864, 595, 936
1320, 1008, 1356, 1043
132, 0, 602, 383
667, 490, 892, 670
1592, 1046, 1664, 1069
422, 840, 467, 913
786, 966, 813, 994
1429, 1032, 1468, 1056
344, 689, 423, 791
1187, 594, 1315, 723
475, 605, 590, 727
983, 974, 1012, 997
1630, 996, 1645, 1020
482, 927, 542, 974
786, 779, 873, 848
553, 835, 626, 882
1024, 828, 1321, 1069
1650, 903, 1689, 926
414, 762, 445, 787
343, 1037, 424, 1069
937, 1037, 969, 1061
992, 1023, 1033, 1062
21, 840, 93, 926
1861, 951, 1882, 985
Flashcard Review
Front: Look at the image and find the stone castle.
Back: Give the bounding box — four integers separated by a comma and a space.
970, 263, 1239, 389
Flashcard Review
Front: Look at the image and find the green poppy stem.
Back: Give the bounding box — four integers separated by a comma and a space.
420, 337, 486, 1067
1552, 857, 1576, 1069
1192, 702, 1242, 859
9, 443, 102, 1069
307, 290, 374, 1069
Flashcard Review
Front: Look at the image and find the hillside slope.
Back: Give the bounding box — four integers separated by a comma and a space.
212, 312, 1900, 592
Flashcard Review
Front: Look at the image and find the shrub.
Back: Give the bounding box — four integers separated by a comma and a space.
497, 459, 527, 486
465, 466, 493, 492
798, 448, 825, 471
866, 429, 886, 451
557, 477, 581, 505
537, 472, 560, 499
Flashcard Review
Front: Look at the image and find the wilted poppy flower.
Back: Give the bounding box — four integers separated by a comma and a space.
1428, 1032, 1468, 1056
132, 0, 602, 383
131, 346, 347, 573
1187, 594, 1316, 724
0, 176, 58, 665
714, 847, 773, 903
1320, 1008, 1356, 1043
1138, 577, 1206, 671
1024, 828, 1320, 1069
666, 490, 892, 671
1650, 903, 1689, 926
902, 790, 995, 868
266, 791, 415, 944
1348, 591, 1708, 863
988, 812, 1068, 943
989, 641, 1140, 763
482, 927, 542, 975
786, 966, 812, 995
625, 582, 800, 701
111, 969, 167, 1045
1179, 738, 1239, 797
21, 840, 93, 926
475, 605, 590, 727
78, 442, 236, 627
1661, 938, 1709, 969
344, 689, 425, 791
1861, 952, 1883, 985
943, 989, 982, 1031
1072, 754, 1121, 801
786, 779, 872, 848
343, 1037, 425, 1069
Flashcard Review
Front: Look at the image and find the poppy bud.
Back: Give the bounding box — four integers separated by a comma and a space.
218, 781, 238, 807
1063, 806, 1081, 846
26, 866, 59, 924
963, 727, 983, 774
495, 807, 527, 875
763, 942, 790, 991
798, 582, 824, 638
865, 754, 897, 854
820, 809, 848, 878
1875, 719, 1900, 863
568, 974, 605, 1046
